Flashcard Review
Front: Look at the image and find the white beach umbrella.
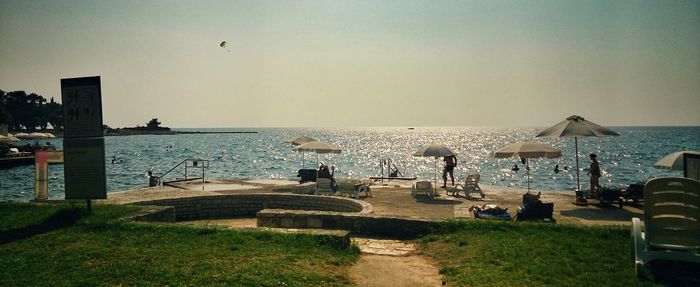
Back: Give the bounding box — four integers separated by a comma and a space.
536, 115, 619, 197
12, 132, 30, 139
0, 135, 21, 142
293, 141, 342, 154
654, 151, 700, 171
27, 132, 50, 139
493, 141, 561, 192
283, 135, 317, 146
412, 143, 457, 194
284, 135, 318, 169
293, 141, 342, 168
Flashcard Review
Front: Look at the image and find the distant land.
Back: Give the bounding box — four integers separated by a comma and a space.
105, 118, 257, 136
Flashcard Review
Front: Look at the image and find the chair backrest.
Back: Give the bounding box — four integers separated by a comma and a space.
644, 177, 700, 250
684, 153, 700, 181
337, 181, 358, 193
415, 181, 432, 190
465, 174, 480, 185
316, 178, 333, 190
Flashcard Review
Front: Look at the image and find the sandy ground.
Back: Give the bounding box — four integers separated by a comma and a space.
347, 238, 443, 286
348, 254, 443, 287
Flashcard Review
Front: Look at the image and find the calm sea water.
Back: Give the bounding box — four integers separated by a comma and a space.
1, 127, 698, 201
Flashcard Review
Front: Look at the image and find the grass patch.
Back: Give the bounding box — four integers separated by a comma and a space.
0, 203, 359, 286
422, 220, 698, 286
0, 202, 78, 232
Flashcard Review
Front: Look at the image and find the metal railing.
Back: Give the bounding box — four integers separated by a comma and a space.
158, 158, 210, 187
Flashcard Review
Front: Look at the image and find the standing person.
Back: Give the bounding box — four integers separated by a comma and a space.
442, 155, 457, 188
588, 154, 602, 194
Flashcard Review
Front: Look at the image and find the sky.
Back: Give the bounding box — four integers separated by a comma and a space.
1, 0, 699, 128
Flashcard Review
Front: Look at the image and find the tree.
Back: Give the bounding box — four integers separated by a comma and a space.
1, 90, 62, 131
146, 118, 161, 129
46, 97, 63, 130
0, 90, 11, 126
5, 91, 30, 130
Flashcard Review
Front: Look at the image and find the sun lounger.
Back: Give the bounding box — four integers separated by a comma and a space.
631, 177, 700, 278
297, 169, 317, 183
621, 182, 645, 204
514, 192, 556, 222
470, 204, 511, 220
369, 176, 417, 181
586, 187, 623, 208
336, 181, 372, 199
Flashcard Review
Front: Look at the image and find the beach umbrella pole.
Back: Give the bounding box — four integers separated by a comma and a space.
526, 158, 530, 193
575, 137, 580, 193
434, 158, 438, 195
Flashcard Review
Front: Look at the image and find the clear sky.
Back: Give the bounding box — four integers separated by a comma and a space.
1, 0, 698, 128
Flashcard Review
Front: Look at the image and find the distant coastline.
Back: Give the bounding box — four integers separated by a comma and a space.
6, 129, 257, 137
104, 129, 257, 136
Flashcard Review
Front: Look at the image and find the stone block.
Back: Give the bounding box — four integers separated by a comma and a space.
307, 217, 323, 228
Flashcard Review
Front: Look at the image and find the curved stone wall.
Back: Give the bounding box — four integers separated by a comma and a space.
132, 193, 373, 222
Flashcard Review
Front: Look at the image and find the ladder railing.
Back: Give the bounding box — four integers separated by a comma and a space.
158, 158, 210, 187
378, 158, 405, 183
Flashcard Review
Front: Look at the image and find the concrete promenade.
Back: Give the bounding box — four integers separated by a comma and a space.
105, 178, 642, 226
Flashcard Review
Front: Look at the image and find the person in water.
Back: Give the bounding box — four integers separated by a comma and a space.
512, 164, 520, 172
554, 164, 560, 174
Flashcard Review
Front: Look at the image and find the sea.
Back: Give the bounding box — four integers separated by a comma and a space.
1, 127, 698, 202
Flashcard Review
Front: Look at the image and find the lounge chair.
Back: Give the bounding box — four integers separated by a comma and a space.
297, 169, 317, 183
588, 187, 623, 208
336, 181, 372, 199
631, 177, 700, 278
314, 178, 334, 196
446, 174, 485, 200
514, 191, 556, 222
412, 181, 435, 199
621, 182, 645, 205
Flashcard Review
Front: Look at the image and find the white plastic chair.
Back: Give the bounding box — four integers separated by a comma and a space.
314, 178, 334, 195
631, 177, 700, 277
412, 181, 434, 199
447, 174, 485, 200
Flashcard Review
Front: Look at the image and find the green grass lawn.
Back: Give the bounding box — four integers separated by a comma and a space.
0, 202, 82, 231
0, 203, 359, 286
421, 220, 699, 287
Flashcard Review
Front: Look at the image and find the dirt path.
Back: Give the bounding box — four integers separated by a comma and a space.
349, 238, 443, 287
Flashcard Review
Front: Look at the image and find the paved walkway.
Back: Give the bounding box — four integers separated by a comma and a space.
106, 178, 642, 225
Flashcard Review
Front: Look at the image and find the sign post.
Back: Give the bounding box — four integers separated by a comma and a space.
34, 151, 64, 201
61, 76, 106, 212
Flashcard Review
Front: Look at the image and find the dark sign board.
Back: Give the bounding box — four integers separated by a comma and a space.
61, 76, 106, 200
61, 76, 104, 138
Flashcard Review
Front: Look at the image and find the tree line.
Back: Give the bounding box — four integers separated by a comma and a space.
0, 89, 63, 131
